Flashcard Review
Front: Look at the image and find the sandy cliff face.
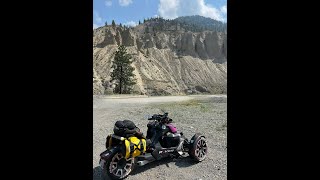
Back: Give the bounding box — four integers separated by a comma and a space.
93, 24, 227, 95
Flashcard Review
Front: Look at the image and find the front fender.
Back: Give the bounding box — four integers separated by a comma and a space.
99, 146, 121, 161
189, 133, 205, 148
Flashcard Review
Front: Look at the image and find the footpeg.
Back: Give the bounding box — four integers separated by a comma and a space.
137, 159, 155, 166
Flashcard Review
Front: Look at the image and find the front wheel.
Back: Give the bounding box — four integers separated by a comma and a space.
189, 133, 208, 162
102, 151, 135, 180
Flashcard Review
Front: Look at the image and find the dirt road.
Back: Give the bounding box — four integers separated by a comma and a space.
93, 95, 227, 180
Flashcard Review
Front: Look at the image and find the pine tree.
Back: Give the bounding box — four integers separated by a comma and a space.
112, 20, 116, 27
110, 45, 136, 94
105, 21, 108, 26
139, 20, 141, 25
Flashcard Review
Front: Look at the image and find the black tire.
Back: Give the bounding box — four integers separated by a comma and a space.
102, 151, 135, 180
188, 133, 208, 162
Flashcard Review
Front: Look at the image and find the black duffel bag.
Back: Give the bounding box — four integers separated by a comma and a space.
113, 120, 139, 138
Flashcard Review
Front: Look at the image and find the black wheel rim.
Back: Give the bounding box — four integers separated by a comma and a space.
195, 138, 207, 161
109, 153, 134, 178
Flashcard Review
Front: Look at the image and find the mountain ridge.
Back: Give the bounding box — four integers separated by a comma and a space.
93, 15, 227, 95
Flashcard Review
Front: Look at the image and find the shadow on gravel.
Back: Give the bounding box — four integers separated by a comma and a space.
131, 156, 197, 175
130, 157, 172, 175
93, 156, 198, 179
93, 166, 111, 180
174, 156, 198, 167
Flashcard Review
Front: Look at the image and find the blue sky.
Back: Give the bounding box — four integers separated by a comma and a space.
93, 0, 227, 29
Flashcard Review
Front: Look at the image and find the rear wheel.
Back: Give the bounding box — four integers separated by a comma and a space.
189, 134, 207, 162
102, 151, 134, 180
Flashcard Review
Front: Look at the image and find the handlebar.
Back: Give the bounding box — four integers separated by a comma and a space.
148, 112, 168, 120
147, 112, 172, 123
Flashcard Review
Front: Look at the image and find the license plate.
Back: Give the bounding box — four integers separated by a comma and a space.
99, 159, 106, 169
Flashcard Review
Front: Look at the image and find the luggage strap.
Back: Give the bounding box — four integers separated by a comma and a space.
129, 138, 144, 156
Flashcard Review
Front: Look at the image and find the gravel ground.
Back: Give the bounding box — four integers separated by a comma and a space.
93, 95, 227, 180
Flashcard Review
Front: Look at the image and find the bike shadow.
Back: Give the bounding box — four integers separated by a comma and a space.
93, 156, 198, 179
131, 156, 198, 175
174, 156, 199, 168
93, 166, 111, 180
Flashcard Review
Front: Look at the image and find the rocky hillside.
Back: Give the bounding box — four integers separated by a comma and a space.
93, 16, 227, 95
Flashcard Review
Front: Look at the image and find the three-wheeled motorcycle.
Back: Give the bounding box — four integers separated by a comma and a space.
99, 112, 207, 179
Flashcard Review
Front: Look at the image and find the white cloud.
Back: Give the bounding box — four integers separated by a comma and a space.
221, 5, 227, 14
119, 0, 133, 6
93, 10, 104, 28
124, 21, 137, 27
158, 0, 227, 22
105, 0, 112, 7
158, 0, 179, 19
94, 10, 103, 23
